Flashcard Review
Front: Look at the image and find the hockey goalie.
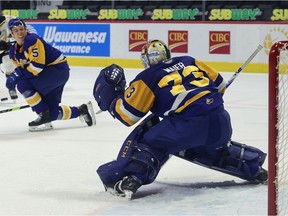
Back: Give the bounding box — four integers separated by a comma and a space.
93, 39, 268, 199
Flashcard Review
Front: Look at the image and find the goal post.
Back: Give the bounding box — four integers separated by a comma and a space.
268, 41, 288, 216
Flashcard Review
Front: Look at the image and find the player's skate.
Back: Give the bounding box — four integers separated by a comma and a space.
79, 101, 96, 126
8, 89, 18, 100
109, 176, 142, 199
28, 111, 53, 132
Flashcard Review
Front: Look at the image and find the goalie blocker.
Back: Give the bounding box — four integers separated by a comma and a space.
97, 114, 267, 193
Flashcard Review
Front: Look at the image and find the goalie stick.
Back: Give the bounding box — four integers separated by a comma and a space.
226, 44, 263, 88
0, 104, 29, 114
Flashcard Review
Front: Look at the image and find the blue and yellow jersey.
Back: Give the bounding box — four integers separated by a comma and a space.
9, 32, 66, 76
110, 56, 226, 126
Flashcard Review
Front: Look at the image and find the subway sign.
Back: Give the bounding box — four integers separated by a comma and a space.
2, 8, 288, 21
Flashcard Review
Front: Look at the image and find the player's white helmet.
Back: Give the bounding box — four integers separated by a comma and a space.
141, 39, 171, 68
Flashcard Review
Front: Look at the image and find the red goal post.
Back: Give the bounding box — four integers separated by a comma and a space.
268, 41, 288, 216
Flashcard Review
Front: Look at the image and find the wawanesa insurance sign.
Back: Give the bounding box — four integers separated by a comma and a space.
26, 22, 110, 57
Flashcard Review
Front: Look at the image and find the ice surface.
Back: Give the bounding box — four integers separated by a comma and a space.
0, 67, 268, 215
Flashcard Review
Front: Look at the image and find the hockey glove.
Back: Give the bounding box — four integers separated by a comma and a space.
93, 64, 126, 111
104, 64, 126, 90
6, 67, 23, 90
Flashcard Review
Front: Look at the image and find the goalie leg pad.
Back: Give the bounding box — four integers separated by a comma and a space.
219, 140, 267, 179
97, 114, 168, 187
176, 140, 267, 181
97, 141, 169, 187
125, 143, 169, 185
97, 160, 126, 189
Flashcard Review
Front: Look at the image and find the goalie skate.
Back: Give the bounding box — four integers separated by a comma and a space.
253, 168, 268, 184
107, 176, 141, 199
79, 101, 96, 126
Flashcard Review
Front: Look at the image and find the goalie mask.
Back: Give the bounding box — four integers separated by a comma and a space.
141, 39, 171, 69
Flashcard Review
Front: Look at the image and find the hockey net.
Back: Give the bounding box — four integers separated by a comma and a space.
268, 41, 288, 216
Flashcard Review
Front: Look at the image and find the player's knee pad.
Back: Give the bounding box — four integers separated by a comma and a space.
16, 80, 33, 95
219, 141, 267, 179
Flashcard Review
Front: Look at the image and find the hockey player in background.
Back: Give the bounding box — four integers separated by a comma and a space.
0, 15, 18, 100
93, 39, 268, 198
5, 17, 96, 131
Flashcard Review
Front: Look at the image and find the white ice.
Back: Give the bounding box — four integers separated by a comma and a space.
0, 67, 268, 215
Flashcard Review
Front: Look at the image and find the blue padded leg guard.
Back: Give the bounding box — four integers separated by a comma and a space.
176, 140, 267, 181
97, 114, 169, 188
97, 160, 125, 189
217, 140, 267, 180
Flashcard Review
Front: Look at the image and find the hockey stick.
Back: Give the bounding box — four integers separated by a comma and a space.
226, 44, 263, 88
1, 97, 8, 101
0, 104, 29, 114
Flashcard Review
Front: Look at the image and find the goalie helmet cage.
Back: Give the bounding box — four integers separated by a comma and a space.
268, 40, 288, 216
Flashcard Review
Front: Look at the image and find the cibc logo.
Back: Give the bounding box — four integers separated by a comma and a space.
168, 30, 188, 53
129, 30, 148, 52
209, 31, 230, 54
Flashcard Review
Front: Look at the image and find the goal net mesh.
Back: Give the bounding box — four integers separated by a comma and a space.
269, 41, 288, 216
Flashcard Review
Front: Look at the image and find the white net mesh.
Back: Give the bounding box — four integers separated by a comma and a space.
276, 42, 288, 216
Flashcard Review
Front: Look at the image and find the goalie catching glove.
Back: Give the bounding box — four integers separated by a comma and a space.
93, 64, 126, 111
